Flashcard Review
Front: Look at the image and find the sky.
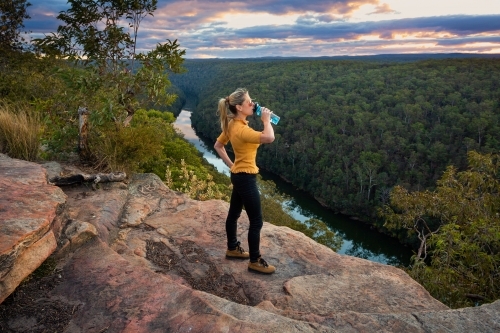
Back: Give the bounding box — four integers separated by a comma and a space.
25, 0, 500, 59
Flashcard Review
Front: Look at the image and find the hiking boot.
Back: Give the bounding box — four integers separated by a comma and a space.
248, 257, 276, 274
225, 241, 250, 259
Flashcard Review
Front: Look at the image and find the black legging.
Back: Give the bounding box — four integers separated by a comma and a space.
226, 172, 263, 262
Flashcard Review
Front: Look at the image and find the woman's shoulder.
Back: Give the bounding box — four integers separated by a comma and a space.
233, 122, 261, 143
229, 119, 248, 131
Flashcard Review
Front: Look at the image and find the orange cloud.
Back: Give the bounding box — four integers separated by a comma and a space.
414, 31, 457, 38
329, 1, 380, 16
151, 0, 382, 30
368, 3, 397, 15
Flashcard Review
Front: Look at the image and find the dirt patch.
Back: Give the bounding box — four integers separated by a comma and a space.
0, 260, 76, 333
146, 239, 250, 305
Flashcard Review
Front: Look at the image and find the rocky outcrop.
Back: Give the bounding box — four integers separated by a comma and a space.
0, 154, 66, 304
1, 155, 499, 332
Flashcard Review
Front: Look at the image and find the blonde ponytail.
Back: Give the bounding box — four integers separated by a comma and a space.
218, 98, 232, 137
217, 88, 248, 137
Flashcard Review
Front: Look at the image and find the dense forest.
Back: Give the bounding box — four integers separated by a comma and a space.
170, 57, 500, 230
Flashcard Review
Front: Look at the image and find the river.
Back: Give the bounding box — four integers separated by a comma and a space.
174, 110, 413, 266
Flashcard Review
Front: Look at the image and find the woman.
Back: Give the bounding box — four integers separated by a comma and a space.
214, 88, 276, 274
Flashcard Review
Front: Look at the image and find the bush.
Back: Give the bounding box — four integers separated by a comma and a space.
89, 109, 173, 173
165, 159, 230, 201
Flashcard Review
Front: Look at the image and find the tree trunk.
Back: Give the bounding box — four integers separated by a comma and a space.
49, 172, 126, 186
78, 107, 90, 161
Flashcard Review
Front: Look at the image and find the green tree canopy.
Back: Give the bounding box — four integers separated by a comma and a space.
381, 151, 500, 308
34, 0, 185, 127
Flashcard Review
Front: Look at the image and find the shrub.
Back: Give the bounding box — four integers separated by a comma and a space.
89, 123, 165, 174
165, 159, 230, 201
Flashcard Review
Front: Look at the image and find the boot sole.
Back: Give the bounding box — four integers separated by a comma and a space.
225, 255, 250, 260
247, 267, 275, 274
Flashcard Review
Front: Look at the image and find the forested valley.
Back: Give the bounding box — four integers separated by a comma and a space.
169, 57, 500, 307
171, 57, 500, 234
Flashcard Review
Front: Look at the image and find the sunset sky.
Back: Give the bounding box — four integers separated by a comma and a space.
26, 0, 500, 58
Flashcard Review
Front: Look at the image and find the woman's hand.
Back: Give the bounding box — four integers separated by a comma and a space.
259, 107, 275, 144
260, 107, 272, 123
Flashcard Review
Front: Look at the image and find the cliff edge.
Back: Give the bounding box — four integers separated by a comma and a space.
1, 154, 499, 332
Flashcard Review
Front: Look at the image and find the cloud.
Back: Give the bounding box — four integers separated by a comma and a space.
151, 0, 379, 30
169, 14, 500, 57
436, 36, 500, 46
368, 3, 397, 15
160, 0, 379, 16
211, 15, 500, 41
185, 36, 500, 58
296, 14, 347, 25
372, 15, 500, 36
24, 1, 64, 34
135, 15, 499, 57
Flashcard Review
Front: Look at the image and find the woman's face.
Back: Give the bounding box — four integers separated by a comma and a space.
236, 93, 255, 117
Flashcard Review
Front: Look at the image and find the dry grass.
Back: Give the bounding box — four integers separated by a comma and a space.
0, 102, 42, 161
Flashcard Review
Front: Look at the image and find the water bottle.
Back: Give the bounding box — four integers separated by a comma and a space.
253, 103, 280, 125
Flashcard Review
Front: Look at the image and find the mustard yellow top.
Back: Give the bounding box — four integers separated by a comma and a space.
216, 119, 261, 174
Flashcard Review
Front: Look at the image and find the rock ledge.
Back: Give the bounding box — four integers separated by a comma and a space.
1, 154, 499, 332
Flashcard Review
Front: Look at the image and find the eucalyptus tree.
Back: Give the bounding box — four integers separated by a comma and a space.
0, 0, 31, 51
34, 0, 185, 127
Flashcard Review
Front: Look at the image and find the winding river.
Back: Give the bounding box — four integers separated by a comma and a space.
174, 110, 413, 266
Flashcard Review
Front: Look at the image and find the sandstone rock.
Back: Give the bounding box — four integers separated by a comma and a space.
48, 172, 499, 332
54, 239, 330, 333
65, 219, 98, 243
121, 200, 152, 227
57, 219, 98, 256
40, 161, 63, 182
0, 154, 66, 303
62, 181, 128, 243
0, 231, 57, 304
